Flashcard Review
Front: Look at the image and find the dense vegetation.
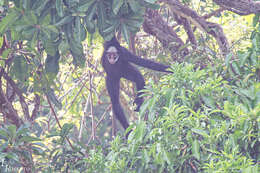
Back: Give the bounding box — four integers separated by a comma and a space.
0, 0, 259, 172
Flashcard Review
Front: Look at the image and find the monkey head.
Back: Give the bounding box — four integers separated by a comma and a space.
106, 46, 119, 64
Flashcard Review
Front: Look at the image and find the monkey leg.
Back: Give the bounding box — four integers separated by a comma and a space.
122, 64, 145, 111
106, 76, 129, 129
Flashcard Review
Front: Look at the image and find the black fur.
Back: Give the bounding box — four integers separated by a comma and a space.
102, 37, 170, 134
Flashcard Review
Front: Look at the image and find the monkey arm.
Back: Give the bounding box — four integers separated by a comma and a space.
120, 47, 171, 73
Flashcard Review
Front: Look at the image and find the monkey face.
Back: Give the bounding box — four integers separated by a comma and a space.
106, 46, 119, 64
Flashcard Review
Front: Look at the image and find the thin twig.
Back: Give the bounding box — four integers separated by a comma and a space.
203, 7, 226, 19
0, 69, 22, 127
96, 105, 112, 127
30, 94, 40, 121
89, 71, 96, 141
46, 94, 74, 150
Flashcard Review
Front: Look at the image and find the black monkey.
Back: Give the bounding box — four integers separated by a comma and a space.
102, 37, 171, 132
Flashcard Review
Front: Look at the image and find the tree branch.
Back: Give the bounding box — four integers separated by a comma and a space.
143, 9, 189, 62
30, 94, 40, 122
163, 0, 230, 57
213, 0, 260, 15
2, 69, 30, 120
46, 94, 74, 150
0, 68, 23, 127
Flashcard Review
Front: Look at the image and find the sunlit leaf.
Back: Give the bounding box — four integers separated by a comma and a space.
19, 136, 41, 143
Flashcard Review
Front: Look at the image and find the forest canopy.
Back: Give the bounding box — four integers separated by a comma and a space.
0, 0, 259, 172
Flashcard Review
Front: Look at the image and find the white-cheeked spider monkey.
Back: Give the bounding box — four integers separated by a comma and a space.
102, 36, 171, 135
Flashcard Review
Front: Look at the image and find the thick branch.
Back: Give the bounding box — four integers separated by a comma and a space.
173, 14, 197, 48
2, 70, 30, 120
143, 9, 189, 61
0, 68, 23, 127
163, 0, 230, 56
213, 0, 260, 15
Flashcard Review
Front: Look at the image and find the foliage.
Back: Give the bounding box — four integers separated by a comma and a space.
5, 21, 255, 172
0, 0, 259, 172
73, 30, 258, 172
0, 124, 44, 172
0, 0, 157, 129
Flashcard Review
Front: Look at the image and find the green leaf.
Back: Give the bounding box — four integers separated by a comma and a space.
144, 0, 157, 3
21, 26, 36, 40
31, 145, 45, 155
192, 139, 200, 160
163, 149, 171, 164
65, 0, 78, 7
41, 14, 51, 25
134, 121, 145, 141
225, 52, 232, 67
30, 28, 38, 48
84, 2, 97, 34
125, 18, 143, 28
0, 36, 2, 47
239, 88, 255, 100
0, 142, 8, 152
16, 125, 29, 137
143, 149, 150, 164
191, 128, 209, 138
74, 16, 86, 42
250, 51, 257, 66
102, 24, 116, 34
253, 14, 260, 27
97, 1, 106, 30
43, 40, 58, 56
45, 51, 60, 80
12, 55, 29, 82
46, 89, 62, 109
56, 0, 64, 17
113, 0, 124, 14
1, 49, 11, 60
68, 37, 85, 67
71, 50, 85, 67
43, 25, 59, 34
85, 18, 95, 34
61, 123, 74, 136
19, 136, 41, 143
54, 16, 73, 26
239, 52, 250, 67
58, 39, 70, 55
0, 9, 20, 34
122, 24, 130, 45
77, 0, 95, 12
6, 153, 19, 162
69, 38, 83, 55
7, 125, 17, 138
35, 0, 50, 14
231, 61, 241, 75
0, 128, 9, 139
143, 2, 160, 9
22, 0, 31, 9
202, 96, 215, 108
128, 0, 140, 13
24, 11, 38, 25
